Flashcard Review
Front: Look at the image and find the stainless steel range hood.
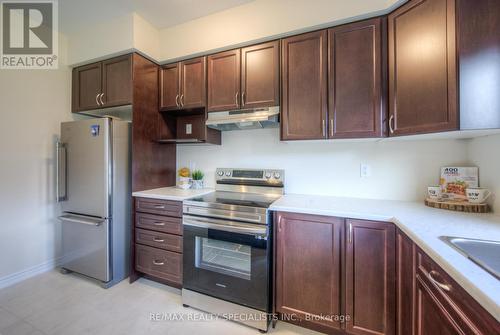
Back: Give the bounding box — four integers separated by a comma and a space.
206, 106, 279, 131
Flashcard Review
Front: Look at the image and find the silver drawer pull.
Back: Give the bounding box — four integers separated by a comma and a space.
153, 237, 165, 243
428, 270, 452, 292
152, 221, 165, 226
153, 205, 165, 209
153, 260, 165, 266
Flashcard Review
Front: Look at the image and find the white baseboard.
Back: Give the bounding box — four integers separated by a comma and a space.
0, 257, 62, 290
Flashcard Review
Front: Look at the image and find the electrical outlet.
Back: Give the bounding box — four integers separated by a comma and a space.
360, 164, 372, 178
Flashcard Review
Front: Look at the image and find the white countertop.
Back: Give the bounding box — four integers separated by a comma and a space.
270, 194, 500, 322
132, 186, 214, 201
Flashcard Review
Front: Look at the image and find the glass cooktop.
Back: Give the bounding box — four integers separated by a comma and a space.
188, 191, 280, 209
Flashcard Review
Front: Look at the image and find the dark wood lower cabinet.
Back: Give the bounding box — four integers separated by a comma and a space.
396, 230, 415, 335
275, 216, 499, 335
275, 212, 343, 332
131, 197, 183, 288
345, 219, 395, 335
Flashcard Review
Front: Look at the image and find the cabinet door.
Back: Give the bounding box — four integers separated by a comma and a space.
241, 41, 279, 109
281, 31, 328, 140
415, 249, 500, 334
160, 63, 181, 111
101, 54, 132, 108
388, 0, 458, 136
207, 49, 240, 112
276, 212, 342, 330
345, 219, 395, 335
396, 230, 415, 335
180, 57, 206, 109
328, 18, 386, 139
72, 62, 102, 112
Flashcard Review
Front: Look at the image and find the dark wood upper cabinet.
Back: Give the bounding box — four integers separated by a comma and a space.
160, 57, 206, 112
72, 62, 102, 112
207, 49, 241, 112
101, 55, 132, 108
345, 219, 395, 335
241, 41, 280, 109
388, 0, 458, 136
159, 63, 180, 111
72, 54, 132, 113
180, 57, 206, 109
281, 30, 328, 140
275, 212, 343, 331
457, 0, 500, 130
328, 18, 387, 139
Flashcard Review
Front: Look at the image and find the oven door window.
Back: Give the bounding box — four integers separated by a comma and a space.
195, 237, 251, 280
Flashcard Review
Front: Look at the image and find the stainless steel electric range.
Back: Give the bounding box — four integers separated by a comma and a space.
182, 168, 284, 332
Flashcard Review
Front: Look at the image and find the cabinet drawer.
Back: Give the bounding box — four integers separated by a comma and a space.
135, 244, 182, 284
135, 228, 182, 253
135, 212, 182, 235
416, 249, 499, 334
135, 197, 182, 217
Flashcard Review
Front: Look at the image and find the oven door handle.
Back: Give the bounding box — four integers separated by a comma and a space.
183, 216, 267, 236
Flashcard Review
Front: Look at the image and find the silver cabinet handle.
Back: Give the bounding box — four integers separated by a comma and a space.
175, 94, 179, 107
428, 270, 452, 292
242, 91, 245, 106
56, 141, 67, 202
322, 119, 326, 137
389, 115, 395, 134
153, 260, 165, 266
153, 205, 165, 209
330, 119, 334, 137
348, 223, 353, 243
99, 93, 104, 106
95, 94, 100, 106
153, 237, 165, 243
152, 221, 165, 226
235, 92, 239, 107
180, 94, 184, 107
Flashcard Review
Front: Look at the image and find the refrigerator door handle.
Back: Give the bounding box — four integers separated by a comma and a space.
58, 214, 104, 226
56, 141, 68, 202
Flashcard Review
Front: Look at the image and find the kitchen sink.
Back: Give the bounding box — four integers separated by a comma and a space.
440, 236, 500, 280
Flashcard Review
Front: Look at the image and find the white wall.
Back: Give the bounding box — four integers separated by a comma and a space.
467, 134, 500, 213
67, 14, 134, 65
65, 0, 404, 65
0, 35, 73, 286
159, 0, 404, 61
177, 128, 470, 202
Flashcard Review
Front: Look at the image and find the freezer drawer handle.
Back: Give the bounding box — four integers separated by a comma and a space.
58, 215, 103, 226
153, 260, 165, 266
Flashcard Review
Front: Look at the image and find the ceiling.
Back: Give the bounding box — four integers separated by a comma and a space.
59, 0, 255, 33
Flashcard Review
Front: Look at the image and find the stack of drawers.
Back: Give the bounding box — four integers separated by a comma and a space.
134, 197, 183, 286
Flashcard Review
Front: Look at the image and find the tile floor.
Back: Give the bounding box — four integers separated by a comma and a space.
0, 271, 320, 335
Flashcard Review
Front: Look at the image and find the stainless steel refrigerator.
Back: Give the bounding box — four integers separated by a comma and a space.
56, 118, 131, 287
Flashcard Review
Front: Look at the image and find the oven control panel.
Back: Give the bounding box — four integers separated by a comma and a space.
215, 168, 285, 182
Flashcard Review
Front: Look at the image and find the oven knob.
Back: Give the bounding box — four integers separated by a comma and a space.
265, 172, 271, 179
225, 171, 231, 177
273, 172, 281, 179
217, 171, 224, 176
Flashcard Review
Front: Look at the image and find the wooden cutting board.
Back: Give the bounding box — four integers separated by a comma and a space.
425, 198, 490, 213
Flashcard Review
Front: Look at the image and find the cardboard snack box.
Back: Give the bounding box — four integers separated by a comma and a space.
440, 167, 479, 200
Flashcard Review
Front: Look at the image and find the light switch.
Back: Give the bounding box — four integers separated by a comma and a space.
186, 123, 192, 135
